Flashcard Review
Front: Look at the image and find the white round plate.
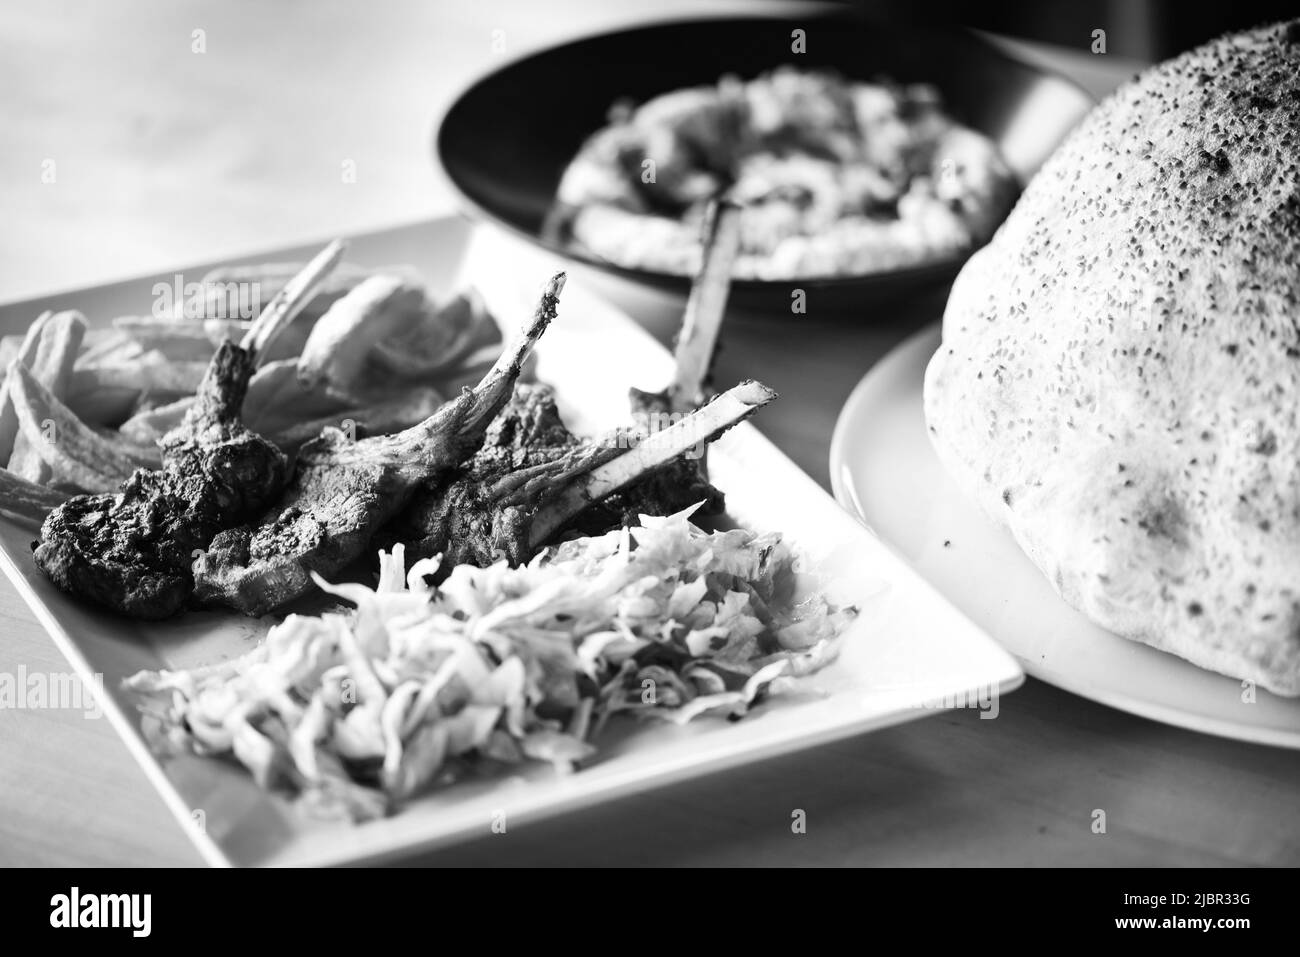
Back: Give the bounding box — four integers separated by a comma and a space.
830, 324, 1300, 748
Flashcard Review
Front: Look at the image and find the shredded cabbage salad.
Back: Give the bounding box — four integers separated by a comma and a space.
125, 505, 857, 821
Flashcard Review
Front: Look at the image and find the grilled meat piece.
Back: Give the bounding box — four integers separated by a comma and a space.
31, 241, 345, 618
528, 380, 773, 546
385, 205, 743, 571
34, 345, 283, 617
581, 386, 725, 528
473, 382, 582, 469
384, 380, 775, 572
193, 274, 566, 616
380, 383, 604, 568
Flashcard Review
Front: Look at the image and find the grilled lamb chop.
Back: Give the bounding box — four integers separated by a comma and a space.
383, 379, 776, 571
379, 383, 595, 567
383, 202, 745, 569
34, 241, 346, 619
192, 273, 566, 616
589, 387, 725, 525
378, 384, 606, 568
528, 379, 771, 545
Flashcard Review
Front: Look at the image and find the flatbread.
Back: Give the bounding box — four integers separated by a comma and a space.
924, 20, 1300, 695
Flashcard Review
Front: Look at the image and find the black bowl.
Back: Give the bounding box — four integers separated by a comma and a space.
435, 10, 1095, 313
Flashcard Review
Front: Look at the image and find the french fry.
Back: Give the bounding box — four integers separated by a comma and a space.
117, 395, 192, 443
186, 260, 377, 322
239, 239, 350, 362
67, 351, 210, 426
0, 334, 27, 376
27, 312, 85, 396
8, 362, 140, 493
113, 313, 318, 366
116, 357, 349, 443
296, 275, 427, 391
73, 385, 164, 430
368, 288, 503, 380
73, 351, 209, 395
110, 315, 250, 363
9, 311, 88, 481
117, 359, 282, 443
90, 425, 160, 468
0, 311, 52, 463
7, 358, 141, 494
158, 262, 376, 367
242, 359, 352, 434
7, 260, 547, 492
114, 348, 301, 440
135, 251, 355, 363
0, 466, 69, 528
67, 330, 153, 426
75, 328, 146, 367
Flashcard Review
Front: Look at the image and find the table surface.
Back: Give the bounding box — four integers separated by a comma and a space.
6, 1, 1297, 868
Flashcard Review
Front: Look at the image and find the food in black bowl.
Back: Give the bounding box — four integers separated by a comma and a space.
436, 11, 1094, 312
549, 67, 1019, 282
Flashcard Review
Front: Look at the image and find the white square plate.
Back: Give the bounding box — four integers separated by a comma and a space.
0, 218, 1022, 866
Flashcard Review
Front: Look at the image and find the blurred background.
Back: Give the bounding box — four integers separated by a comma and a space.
878, 0, 1298, 58
2, 0, 1293, 300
